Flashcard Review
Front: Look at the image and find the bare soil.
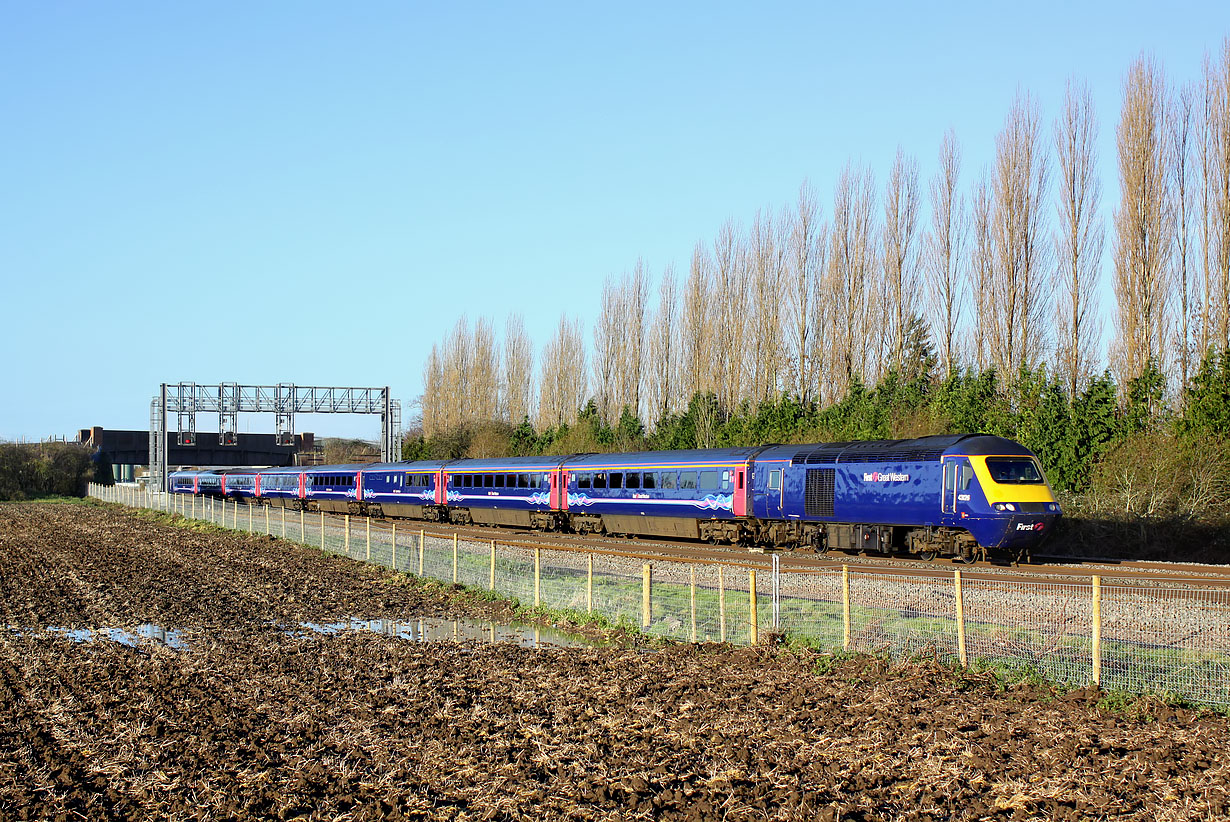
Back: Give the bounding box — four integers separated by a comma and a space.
1, 502, 1227, 821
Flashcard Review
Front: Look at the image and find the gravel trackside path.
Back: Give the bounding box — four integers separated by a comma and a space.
1, 502, 1227, 821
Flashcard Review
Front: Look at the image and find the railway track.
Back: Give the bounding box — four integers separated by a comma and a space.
286, 506, 1230, 589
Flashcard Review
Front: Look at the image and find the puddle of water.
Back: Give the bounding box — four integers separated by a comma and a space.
287, 617, 602, 649
12, 624, 188, 649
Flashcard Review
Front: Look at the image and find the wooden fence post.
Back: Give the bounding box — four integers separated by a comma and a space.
719, 566, 726, 643
955, 569, 968, 667
344, 514, 350, 555
264, 505, 269, 535
392, 522, 397, 570
535, 548, 542, 607
366, 517, 371, 562
300, 508, 305, 543
586, 554, 593, 612
248, 503, 253, 533
281, 506, 286, 539
1092, 575, 1102, 687
690, 565, 697, 643
642, 563, 652, 629
453, 533, 458, 584
749, 569, 758, 645
489, 540, 496, 591
419, 529, 424, 576
842, 565, 851, 651
320, 511, 325, 551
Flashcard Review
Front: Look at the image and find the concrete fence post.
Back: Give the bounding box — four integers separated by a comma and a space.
264, 505, 269, 535
281, 506, 286, 539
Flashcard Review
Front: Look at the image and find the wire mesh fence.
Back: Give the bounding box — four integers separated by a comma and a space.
90, 484, 1230, 707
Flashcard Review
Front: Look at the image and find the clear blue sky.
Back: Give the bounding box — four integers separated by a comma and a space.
1, 1, 1226, 441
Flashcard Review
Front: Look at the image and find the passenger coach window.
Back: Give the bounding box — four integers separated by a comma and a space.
626, 473, 640, 490
699, 471, 718, 490
495, 474, 505, 488
679, 472, 697, 490
578, 474, 591, 489
484, 475, 494, 488
518, 474, 529, 488
643, 473, 655, 489
594, 473, 607, 489
610, 473, 623, 489
660, 473, 675, 490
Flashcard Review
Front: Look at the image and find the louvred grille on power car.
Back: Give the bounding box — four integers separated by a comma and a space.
805, 469, 835, 517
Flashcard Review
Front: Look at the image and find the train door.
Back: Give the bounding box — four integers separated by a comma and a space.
549, 466, 567, 511
254, 474, 262, 499
941, 457, 975, 519
766, 467, 785, 519
435, 470, 447, 504
298, 473, 306, 499
732, 464, 748, 516
355, 471, 363, 502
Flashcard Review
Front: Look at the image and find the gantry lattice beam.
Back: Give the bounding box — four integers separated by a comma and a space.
149, 383, 402, 491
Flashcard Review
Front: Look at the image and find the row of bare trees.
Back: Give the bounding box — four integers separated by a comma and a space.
419, 42, 1230, 437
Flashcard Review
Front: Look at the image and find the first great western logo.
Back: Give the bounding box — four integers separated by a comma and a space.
863, 471, 910, 482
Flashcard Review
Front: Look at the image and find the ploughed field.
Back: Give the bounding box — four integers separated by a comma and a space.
1, 503, 1227, 822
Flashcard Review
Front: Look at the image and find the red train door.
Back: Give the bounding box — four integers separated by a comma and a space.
298, 473, 306, 499
355, 471, 363, 502
435, 470, 447, 504
254, 474, 262, 498
733, 464, 748, 516
549, 466, 568, 511
193, 476, 199, 494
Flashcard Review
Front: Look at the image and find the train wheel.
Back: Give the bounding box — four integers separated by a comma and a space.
918, 550, 937, 561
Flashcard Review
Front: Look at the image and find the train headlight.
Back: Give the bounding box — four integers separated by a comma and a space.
1047, 503, 1060, 512
992, 502, 1017, 512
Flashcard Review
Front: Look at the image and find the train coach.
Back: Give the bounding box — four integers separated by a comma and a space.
165, 433, 1060, 562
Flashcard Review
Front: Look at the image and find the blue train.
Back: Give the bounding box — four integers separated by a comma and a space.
167, 434, 1060, 561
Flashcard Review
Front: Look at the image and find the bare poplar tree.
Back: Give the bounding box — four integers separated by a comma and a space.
439, 316, 471, 431
1054, 79, 1105, 397
502, 314, 534, 424
969, 174, 995, 371
785, 181, 823, 400
620, 260, 651, 420
537, 315, 586, 429
989, 92, 1052, 377
883, 147, 922, 375
828, 162, 878, 394
421, 344, 444, 436
926, 130, 967, 377
681, 242, 715, 401
645, 264, 678, 425
1112, 55, 1172, 385
468, 317, 500, 423
748, 209, 786, 401
1209, 40, 1230, 352
713, 220, 748, 411
1171, 84, 1196, 386
593, 276, 621, 423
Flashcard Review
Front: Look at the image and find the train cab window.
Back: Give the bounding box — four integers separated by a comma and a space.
642, 473, 655, 489
768, 470, 782, 491
960, 462, 976, 490
594, 473, 607, 489
660, 472, 675, 490
984, 458, 1040, 484
679, 471, 697, 490
578, 474, 591, 489
517, 474, 529, 488
610, 473, 623, 489
626, 473, 640, 490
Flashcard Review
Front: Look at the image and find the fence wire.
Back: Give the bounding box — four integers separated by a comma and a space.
91, 484, 1230, 707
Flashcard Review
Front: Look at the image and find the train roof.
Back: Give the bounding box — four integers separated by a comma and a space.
562, 448, 761, 469
444, 456, 566, 471
761, 434, 1033, 465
